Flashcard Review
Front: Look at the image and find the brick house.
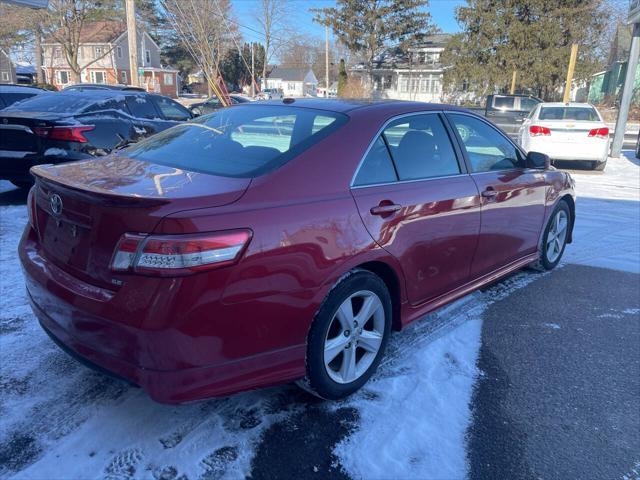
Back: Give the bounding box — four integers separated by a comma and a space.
42, 21, 179, 97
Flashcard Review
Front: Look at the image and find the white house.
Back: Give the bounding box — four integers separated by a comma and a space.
264, 67, 318, 97
42, 21, 179, 97
350, 34, 452, 103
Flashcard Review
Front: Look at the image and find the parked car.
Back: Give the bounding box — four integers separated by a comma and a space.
0, 84, 48, 109
63, 83, 146, 92
19, 100, 575, 403
485, 94, 542, 124
189, 94, 251, 116
256, 88, 283, 100
518, 102, 610, 170
0, 90, 194, 188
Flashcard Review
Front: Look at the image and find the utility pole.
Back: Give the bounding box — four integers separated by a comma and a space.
125, 0, 139, 87
251, 42, 255, 97
611, 22, 640, 158
510, 70, 517, 95
325, 26, 330, 98
562, 43, 579, 103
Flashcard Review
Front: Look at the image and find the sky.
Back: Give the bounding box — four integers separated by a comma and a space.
231, 0, 466, 45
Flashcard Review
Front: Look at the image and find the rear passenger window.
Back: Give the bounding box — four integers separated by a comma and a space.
493, 97, 515, 109
382, 114, 460, 181
152, 96, 192, 121
126, 95, 158, 119
353, 137, 397, 186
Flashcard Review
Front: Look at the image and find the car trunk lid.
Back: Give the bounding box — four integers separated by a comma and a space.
30, 155, 251, 289
0, 112, 65, 154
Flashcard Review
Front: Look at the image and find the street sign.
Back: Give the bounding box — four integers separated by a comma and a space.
631, 0, 640, 24
138, 68, 144, 76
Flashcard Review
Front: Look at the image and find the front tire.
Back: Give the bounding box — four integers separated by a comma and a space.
537, 200, 571, 270
298, 270, 392, 400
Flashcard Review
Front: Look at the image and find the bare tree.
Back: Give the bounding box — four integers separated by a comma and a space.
161, 0, 238, 97
254, 0, 292, 85
42, 0, 120, 83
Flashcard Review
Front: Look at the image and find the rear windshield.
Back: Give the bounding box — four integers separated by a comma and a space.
123, 105, 348, 178
539, 107, 600, 121
3, 94, 96, 114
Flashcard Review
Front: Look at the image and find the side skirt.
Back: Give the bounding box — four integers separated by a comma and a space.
401, 252, 540, 328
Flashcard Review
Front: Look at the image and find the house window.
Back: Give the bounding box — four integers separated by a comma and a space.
94, 46, 103, 58
399, 77, 408, 93
410, 77, 420, 93
1, 72, 9, 82
163, 73, 173, 85
145, 50, 151, 64
91, 71, 106, 84
420, 77, 428, 93
121, 70, 128, 84
117, 46, 122, 58
287, 82, 295, 91
54, 47, 62, 59
58, 71, 70, 84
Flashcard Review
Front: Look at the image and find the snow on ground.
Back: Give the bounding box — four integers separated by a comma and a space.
0, 151, 638, 479
562, 153, 640, 273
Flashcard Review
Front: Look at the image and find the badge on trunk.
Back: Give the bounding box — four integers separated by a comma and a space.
50, 194, 63, 216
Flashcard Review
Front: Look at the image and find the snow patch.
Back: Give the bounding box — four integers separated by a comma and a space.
333, 272, 543, 479
43, 148, 67, 157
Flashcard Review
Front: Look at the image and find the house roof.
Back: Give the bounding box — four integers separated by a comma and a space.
268, 67, 313, 82
45, 21, 126, 44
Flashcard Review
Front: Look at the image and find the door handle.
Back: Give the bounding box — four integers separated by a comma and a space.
481, 188, 498, 199
370, 203, 402, 216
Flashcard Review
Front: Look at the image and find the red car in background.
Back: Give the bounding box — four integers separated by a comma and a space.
19, 100, 575, 403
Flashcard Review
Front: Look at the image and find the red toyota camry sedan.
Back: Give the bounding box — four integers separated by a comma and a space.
19, 100, 575, 403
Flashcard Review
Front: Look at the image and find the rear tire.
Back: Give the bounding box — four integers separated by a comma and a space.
298, 270, 392, 400
593, 160, 607, 171
535, 200, 571, 271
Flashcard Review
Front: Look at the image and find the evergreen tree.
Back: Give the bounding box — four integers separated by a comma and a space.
442, 0, 608, 100
312, 0, 436, 79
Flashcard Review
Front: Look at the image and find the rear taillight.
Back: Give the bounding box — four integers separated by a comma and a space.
588, 127, 609, 139
110, 230, 252, 276
529, 125, 551, 136
33, 125, 95, 143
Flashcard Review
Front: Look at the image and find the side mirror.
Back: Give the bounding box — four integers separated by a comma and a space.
526, 151, 550, 170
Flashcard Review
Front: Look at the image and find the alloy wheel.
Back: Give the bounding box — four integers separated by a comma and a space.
323, 290, 385, 384
546, 210, 568, 263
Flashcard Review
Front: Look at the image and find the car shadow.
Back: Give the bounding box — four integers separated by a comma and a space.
0, 184, 28, 206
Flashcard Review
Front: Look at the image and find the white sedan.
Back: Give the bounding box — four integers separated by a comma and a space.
519, 102, 610, 170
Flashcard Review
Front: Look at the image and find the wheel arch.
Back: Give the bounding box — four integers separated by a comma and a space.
560, 194, 575, 244
355, 260, 403, 332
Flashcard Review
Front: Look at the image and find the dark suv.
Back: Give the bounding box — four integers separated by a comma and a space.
0, 90, 194, 188
485, 94, 542, 123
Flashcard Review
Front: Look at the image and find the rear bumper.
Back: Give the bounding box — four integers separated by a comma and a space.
527, 138, 609, 162
19, 227, 309, 404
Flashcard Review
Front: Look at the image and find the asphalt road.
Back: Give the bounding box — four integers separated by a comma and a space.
469, 264, 640, 480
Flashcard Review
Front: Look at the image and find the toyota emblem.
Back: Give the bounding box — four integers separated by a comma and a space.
50, 194, 63, 216
1, 118, 7, 124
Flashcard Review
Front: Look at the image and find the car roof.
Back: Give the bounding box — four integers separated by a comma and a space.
64, 83, 146, 91
252, 98, 470, 115
0, 84, 46, 93
58, 89, 148, 99
538, 102, 595, 108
